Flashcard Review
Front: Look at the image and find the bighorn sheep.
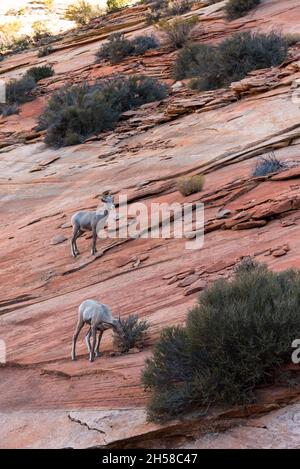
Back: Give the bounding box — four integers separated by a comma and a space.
71, 299, 122, 362
71, 192, 115, 257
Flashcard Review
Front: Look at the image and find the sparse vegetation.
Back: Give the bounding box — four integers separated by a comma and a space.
158, 16, 198, 49
167, 0, 194, 15
174, 31, 288, 90
64, 0, 103, 26
107, 0, 129, 13
225, 0, 261, 21
31, 20, 51, 42
25, 64, 55, 82
143, 263, 300, 422
38, 45, 54, 57
114, 315, 150, 353
234, 256, 261, 275
0, 66, 55, 116
2, 75, 36, 110
96, 33, 159, 64
144, 0, 193, 25
177, 175, 204, 196
252, 152, 285, 177
38, 75, 168, 147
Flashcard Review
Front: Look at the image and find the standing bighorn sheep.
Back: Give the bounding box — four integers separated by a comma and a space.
71, 299, 122, 362
71, 192, 115, 257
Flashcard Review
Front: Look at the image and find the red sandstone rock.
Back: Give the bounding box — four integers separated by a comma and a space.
272, 249, 287, 257
231, 220, 267, 230
178, 274, 200, 287
184, 280, 207, 296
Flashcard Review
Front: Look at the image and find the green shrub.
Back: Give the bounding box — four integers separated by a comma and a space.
225, 0, 261, 20
96, 33, 159, 64
26, 64, 55, 82
143, 264, 300, 421
113, 315, 150, 353
174, 31, 288, 89
158, 16, 198, 49
252, 152, 285, 177
39, 75, 168, 147
177, 174, 204, 196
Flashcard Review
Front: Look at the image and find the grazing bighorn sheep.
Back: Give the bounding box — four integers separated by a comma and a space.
71, 191, 115, 257
71, 299, 122, 362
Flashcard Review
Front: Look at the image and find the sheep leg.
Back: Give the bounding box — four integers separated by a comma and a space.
71, 226, 80, 257
89, 326, 97, 362
91, 226, 98, 255
95, 330, 103, 357
85, 327, 92, 356
73, 229, 83, 257
71, 319, 84, 360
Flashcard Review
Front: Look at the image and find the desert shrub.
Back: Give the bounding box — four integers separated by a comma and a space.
96, 33, 159, 64
174, 31, 288, 89
26, 65, 55, 82
252, 152, 285, 177
64, 0, 103, 26
173, 42, 216, 81
0, 75, 36, 116
32, 20, 51, 42
142, 264, 300, 421
285, 33, 300, 47
0, 65, 54, 116
234, 256, 262, 275
145, 0, 193, 23
132, 35, 160, 55
38, 45, 54, 57
168, 0, 193, 15
177, 174, 204, 196
39, 75, 167, 147
1, 104, 19, 117
5, 75, 36, 105
107, 0, 128, 13
158, 16, 198, 49
225, 0, 261, 20
114, 315, 150, 353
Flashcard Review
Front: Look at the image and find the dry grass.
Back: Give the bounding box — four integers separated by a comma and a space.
177, 175, 205, 196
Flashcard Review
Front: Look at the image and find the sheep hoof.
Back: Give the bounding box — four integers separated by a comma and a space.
95, 352, 101, 358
